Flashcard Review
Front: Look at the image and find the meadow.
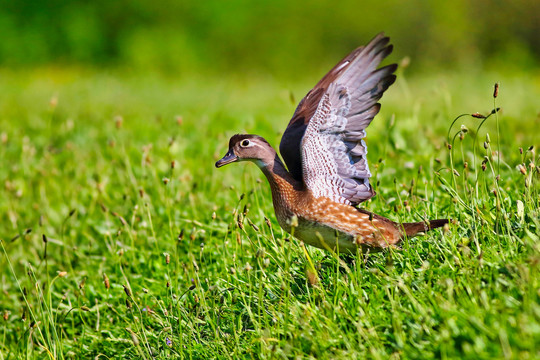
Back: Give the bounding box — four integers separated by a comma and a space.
0, 66, 539, 359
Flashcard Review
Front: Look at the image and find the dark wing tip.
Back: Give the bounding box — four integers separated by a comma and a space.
370, 32, 388, 42
377, 64, 398, 86
384, 72, 397, 90
386, 63, 398, 73
367, 33, 391, 50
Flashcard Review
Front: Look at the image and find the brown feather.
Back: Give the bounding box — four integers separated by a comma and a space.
401, 219, 449, 237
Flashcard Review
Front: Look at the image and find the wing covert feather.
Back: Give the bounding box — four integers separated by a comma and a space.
290, 33, 396, 205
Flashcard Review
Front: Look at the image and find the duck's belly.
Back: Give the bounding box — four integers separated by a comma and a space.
275, 205, 401, 253
275, 211, 355, 251
293, 219, 358, 252
291, 216, 399, 253
277, 214, 386, 253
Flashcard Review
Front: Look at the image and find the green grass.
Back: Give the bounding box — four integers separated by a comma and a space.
0, 67, 539, 359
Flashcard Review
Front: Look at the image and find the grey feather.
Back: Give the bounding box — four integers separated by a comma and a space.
300, 34, 396, 205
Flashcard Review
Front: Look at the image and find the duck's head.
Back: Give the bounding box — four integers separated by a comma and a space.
215, 134, 276, 168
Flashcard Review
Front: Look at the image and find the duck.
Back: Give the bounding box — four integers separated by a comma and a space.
216, 33, 448, 253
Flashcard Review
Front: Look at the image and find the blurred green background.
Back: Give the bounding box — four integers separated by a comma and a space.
2, 0, 540, 76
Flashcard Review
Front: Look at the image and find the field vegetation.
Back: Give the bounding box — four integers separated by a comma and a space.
0, 66, 538, 359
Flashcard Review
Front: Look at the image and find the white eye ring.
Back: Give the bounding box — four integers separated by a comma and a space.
240, 139, 251, 147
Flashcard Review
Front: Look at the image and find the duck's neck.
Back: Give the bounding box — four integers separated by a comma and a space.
258, 154, 302, 191
256, 154, 304, 227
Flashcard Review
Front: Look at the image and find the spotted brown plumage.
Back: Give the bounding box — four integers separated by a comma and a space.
216, 33, 448, 253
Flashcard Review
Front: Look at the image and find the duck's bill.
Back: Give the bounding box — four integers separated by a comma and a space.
215, 150, 238, 168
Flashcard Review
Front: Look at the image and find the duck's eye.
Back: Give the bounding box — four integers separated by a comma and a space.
240, 139, 250, 147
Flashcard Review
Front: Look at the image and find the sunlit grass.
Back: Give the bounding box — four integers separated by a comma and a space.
0, 67, 538, 359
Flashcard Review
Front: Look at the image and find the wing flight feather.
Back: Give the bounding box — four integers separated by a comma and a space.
295, 33, 397, 205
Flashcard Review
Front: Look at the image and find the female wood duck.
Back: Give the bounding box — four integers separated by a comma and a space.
216, 33, 448, 253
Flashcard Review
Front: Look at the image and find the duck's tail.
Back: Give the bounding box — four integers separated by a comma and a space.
401, 219, 449, 238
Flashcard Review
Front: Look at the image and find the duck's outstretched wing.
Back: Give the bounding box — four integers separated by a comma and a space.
285, 33, 396, 205
280, 39, 373, 182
